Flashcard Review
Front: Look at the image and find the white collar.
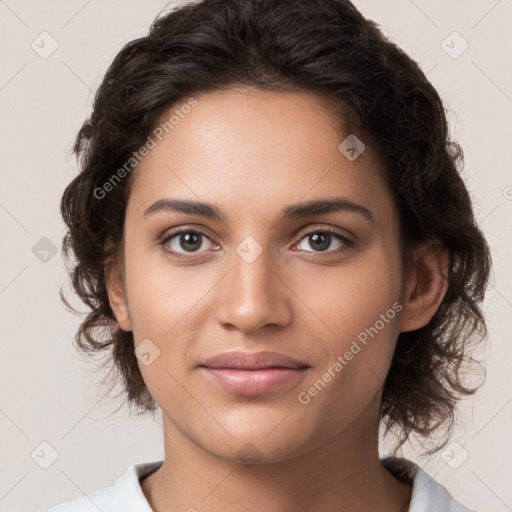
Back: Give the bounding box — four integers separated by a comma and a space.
381, 457, 474, 511
44, 457, 474, 511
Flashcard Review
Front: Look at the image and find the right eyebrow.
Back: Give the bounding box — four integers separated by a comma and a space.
144, 199, 227, 222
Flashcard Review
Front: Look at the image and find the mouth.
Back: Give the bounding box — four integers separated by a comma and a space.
198, 350, 310, 396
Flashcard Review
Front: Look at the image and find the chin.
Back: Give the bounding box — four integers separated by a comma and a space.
198, 424, 315, 466
206, 441, 303, 467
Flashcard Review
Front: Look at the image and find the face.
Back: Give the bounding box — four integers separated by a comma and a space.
108, 87, 412, 464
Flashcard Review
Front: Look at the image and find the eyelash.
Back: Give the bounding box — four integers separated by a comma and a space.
159, 227, 354, 259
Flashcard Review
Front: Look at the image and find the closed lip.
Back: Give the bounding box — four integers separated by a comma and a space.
199, 350, 309, 370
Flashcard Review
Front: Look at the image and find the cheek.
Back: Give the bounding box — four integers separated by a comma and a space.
298, 236, 402, 343
122, 237, 206, 335
122, 240, 218, 396
295, 241, 403, 402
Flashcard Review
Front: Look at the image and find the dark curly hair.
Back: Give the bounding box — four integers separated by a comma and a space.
60, 0, 492, 455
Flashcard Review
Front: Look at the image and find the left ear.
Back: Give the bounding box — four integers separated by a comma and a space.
399, 240, 449, 333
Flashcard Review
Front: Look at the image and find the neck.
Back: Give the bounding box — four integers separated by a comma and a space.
141, 398, 412, 512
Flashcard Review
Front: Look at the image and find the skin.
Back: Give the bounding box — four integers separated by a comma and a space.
107, 87, 448, 512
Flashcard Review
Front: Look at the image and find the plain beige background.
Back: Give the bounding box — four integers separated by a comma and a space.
0, 1, 511, 511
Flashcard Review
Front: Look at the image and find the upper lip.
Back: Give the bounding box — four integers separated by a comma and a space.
200, 350, 309, 370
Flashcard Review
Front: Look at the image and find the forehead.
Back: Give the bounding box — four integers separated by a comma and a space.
128, 87, 396, 226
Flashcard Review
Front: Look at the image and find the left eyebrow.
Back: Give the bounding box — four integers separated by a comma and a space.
280, 197, 375, 226
143, 197, 375, 226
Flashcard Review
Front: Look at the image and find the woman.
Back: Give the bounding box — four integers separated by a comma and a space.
43, 0, 492, 510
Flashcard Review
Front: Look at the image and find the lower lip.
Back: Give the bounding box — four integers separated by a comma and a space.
200, 367, 309, 395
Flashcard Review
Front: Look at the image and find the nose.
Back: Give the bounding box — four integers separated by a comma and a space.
215, 244, 293, 334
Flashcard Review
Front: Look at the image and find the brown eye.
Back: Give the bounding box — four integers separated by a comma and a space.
160, 229, 216, 258
295, 229, 354, 255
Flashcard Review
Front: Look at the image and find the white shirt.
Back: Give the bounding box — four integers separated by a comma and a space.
39, 457, 475, 511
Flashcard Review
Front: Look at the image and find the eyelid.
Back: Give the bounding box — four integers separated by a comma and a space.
293, 223, 354, 241
292, 226, 354, 256
159, 224, 355, 258
159, 226, 218, 251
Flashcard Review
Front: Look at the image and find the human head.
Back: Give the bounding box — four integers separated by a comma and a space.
61, 0, 492, 456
